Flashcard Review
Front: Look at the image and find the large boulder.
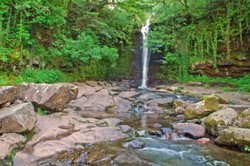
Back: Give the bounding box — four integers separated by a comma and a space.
0, 86, 16, 106
17, 83, 78, 111
0, 102, 37, 133
215, 127, 250, 150
172, 123, 205, 139
184, 104, 214, 120
0, 133, 26, 159
234, 108, 250, 128
204, 108, 238, 136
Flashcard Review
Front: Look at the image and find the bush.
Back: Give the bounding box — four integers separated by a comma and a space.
16, 68, 67, 84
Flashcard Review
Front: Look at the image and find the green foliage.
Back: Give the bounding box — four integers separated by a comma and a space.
150, 0, 250, 78
179, 74, 250, 92
50, 32, 118, 67
244, 145, 250, 152
16, 68, 67, 84
36, 108, 49, 115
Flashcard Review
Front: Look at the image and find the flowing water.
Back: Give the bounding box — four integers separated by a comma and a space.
139, 19, 150, 89
56, 89, 250, 166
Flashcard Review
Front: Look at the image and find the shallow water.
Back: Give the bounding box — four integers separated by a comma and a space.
122, 113, 250, 166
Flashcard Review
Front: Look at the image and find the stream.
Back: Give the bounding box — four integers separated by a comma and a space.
56, 88, 250, 166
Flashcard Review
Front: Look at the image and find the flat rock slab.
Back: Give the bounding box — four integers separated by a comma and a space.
173, 123, 205, 139
14, 113, 128, 166
0, 102, 37, 133
17, 83, 78, 111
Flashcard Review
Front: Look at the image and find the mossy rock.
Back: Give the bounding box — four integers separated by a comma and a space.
203, 95, 221, 111
184, 104, 214, 120
234, 108, 250, 129
204, 108, 238, 136
215, 127, 250, 151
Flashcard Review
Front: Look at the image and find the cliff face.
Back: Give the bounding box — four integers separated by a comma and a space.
190, 51, 250, 78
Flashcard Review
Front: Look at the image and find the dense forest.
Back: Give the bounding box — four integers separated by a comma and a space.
0, 0, 250, 90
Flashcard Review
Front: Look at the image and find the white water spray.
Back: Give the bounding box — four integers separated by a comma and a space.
139, 18, 150, 89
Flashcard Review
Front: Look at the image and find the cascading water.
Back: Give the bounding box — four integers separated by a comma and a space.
139, 19, 150, 89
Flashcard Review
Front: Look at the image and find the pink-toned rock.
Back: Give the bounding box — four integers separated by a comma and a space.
0, 102, 37, 133
173, 123, 205, 139
113, 97, 132, 113
0, 133, 26, 159
17, 83, 78, 111
13, 113, 127, 166
196, 138, 210, 144
0, 86, 16, 106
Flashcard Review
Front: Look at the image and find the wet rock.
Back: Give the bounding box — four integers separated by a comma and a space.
17, 83, 78, 111
173, 123, 205, 139
69, 89, 114, 117
74, 152, 88, 163
215, 127, 250, 150
124, 140, 145, 149
160, 128, 172, 134
147, 129, 162, 137
0, 133, 27, 159
153, 123, 162, 128
0, 102, 37, 133
102, 118, 122, 126
120, 125, 132, 133
172, 106, 185, 115
135, 130, 147, 137
196, 138, 210, 144
114, 150, 151, 166
85, 148, 107, 164
234, 108, 250, 128
0, 86, 16, 106
13, 113, 127, 166
138, 93, 159, 101
113, 97, 132, 113
146, 97, 174, 113
118, 90, 139, 99
184, 104, 214, 120
204, 108, 238, 136
174, 100, 188, 108
203, 95, 221, 111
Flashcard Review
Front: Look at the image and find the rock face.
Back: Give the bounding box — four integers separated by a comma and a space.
173, 123, 205, 139
215, 127, 250, 149
204, 108, 238, 136
0, 133, 27, 159
184, 104, 213, 120
17, 83, 78, 111
0, 102, 37, 133
0, 86, 16, 106
14, 113, 128, 166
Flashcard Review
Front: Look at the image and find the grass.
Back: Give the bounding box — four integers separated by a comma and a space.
0, 68, 72, 86
36, 108, 49, 115
178, 74, 250, 92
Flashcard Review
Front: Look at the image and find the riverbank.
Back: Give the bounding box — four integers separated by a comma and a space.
0, 80, 250, 166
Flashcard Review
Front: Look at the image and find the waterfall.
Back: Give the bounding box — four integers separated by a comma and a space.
139, 19, 150, 89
